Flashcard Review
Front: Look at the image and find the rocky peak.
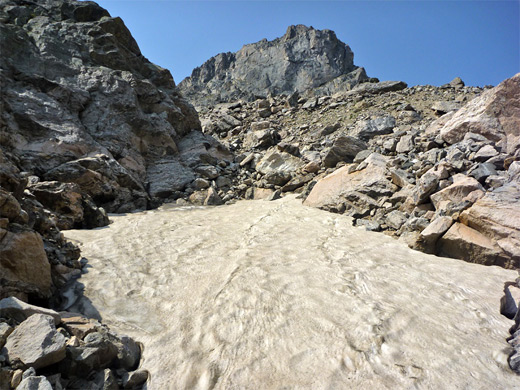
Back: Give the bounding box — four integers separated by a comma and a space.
179, 24, 368, 108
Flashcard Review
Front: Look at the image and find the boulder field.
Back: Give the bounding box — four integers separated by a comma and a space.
1, 0, 519, 388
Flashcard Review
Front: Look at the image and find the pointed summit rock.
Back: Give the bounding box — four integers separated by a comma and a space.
179, 25, 368, 107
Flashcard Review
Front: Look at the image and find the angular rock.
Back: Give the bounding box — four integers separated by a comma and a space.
347, 80, 407, 96
304, 153, 396, 216
0, 229, 51, 299
255, 150, 303, 183
3, 314, 66, 369
352, 116, 396, 140
322, 136, 367, 168
437, 223, 506, 267
458, 183, 520, 268
439, 73, 520, 155
15, 376, 53, 390
0, 323, 13, 350
416, 216, 454, 254
244, 129, 277, 149
430, 174, 484, 212
0, 297, 61, 325
385, 210, 408, 230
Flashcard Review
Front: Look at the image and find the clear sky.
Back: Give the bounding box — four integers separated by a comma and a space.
94, 0, 519, 87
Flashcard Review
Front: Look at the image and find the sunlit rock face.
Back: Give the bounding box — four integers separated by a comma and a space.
65, 196, 517, 390
0, 0, 229, 212
178, 24, 368, 107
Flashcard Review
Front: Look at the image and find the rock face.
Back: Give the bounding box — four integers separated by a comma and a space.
0, 0, 232, 211
179, 24, 368, 107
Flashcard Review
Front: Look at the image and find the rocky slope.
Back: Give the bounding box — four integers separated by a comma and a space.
196, 74, 520, 268
178, 25, 369, 108
0, 0, 231, 388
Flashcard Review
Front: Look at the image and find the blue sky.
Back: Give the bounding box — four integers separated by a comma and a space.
94, 0, 519, 87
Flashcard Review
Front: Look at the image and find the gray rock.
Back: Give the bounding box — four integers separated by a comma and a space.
4, 314, 66, 369
347, 80, 407, 96
395, 134, 415, 153
179, 25, 367, 106
469, 162, 497, 183
0, 323, 13, 350
385, 210, 408, 230
322, 136, 367, 168
473, 144, 498, 162
0, 297, 61, 325
412, 171, 440, 204
146, 160, 195, 198
352, 116, 396, 140
16, 376, 53, 390
122, 369, 149, 389
449, 77, 465, 89
244, 129, 277, 149
431, 101, 460, 114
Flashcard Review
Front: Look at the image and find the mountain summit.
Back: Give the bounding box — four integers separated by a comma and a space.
179, 25, 368, 107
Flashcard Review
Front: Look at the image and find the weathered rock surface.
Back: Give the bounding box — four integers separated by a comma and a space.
440, 73, 520, 155
0, 228, 52, 299
179, 24, 368, 107
3, 314, 66, 369
0, 297, 61, 325
0, 0, 231, 212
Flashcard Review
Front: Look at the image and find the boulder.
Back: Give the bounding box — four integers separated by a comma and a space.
0, 189, 22, 221
437, 223, 507, 267
146, 160, 195, 198
430, 174, 484, 212
255, 149, 303, 185
3, 314, 66, 369
458, 183, 520, 268
439, 73, 520, 155
304, 153, 396, 216
28, 181, 109, 229
415, 216, 454, 254
322, 136, 367, 168
15, 376, 53, 390
352, 116, 396, 140
0, 229, 51, 299
244, 129, 277, 149
0, 297, 61, 325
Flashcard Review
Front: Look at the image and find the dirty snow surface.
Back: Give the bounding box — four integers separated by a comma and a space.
65, 196, 519, 390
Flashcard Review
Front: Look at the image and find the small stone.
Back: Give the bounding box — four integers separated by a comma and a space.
122, 369, 149, 389
11, 369, 23, 388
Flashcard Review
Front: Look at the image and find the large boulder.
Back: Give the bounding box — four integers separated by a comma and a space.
456, 183, 520, 268
3, 314, 66, 369
255, 149, 304, 186
304, 153, 397, 216
0, 228, 51, 300
438, 73, 520, 155
322, 136, 367, 168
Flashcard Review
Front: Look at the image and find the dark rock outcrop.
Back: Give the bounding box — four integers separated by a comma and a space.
179, 24, 368, 107
0, 0, 232, 211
